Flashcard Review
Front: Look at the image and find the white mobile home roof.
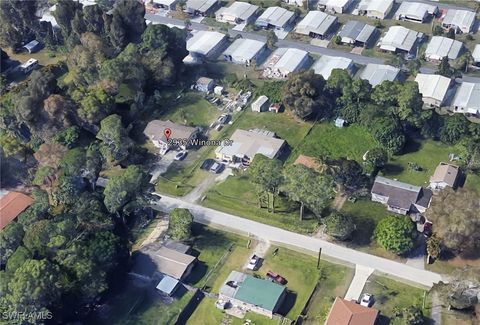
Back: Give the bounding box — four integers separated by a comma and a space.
186, 0, 217, 12
358, 0, 393, 15
187, 30, 226, 56
318, 0, 353, 12
443, 9, 476, 33
395, 2, 437, 21
415, 74, 451, 103
272, 48, 309, 74
425, 36, 463, 60
312, 55, 353, 80
295, 11, 337, 36
217, 2, 259, 21
153, 0, 177, 6
256, 6, 294, 28
452, 82, 480, 114
223, 38, 266, 61
359, 63, 400, 87
379, 26, 422, 52
473, 44, 480, 63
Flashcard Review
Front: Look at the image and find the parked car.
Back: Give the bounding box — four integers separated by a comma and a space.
266, 271, 287, 285
360, 293, 374, 307
247, 254, 261, 270
174, 151, 188, 161
210, 162, 224, 173
217, 114, 230, 125
201, 159, 215, 170
423, 222, 433, 238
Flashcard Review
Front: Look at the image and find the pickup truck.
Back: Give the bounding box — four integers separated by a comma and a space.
266, 271, 287, 285
247, 254, 260, 270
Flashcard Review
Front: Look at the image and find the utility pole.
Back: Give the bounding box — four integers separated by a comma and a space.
317, 248, 322, 269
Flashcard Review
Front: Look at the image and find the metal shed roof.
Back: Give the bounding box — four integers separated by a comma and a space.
379, 26, 422, 52
395, 2, 437, 20
452, 82, 480, 114
443, 9, 476, 31
218, 2, 259, 21
187, 30, 226, 56
223, 38, 265, 61
273, 48, 309, 73
358, 0, 393, 14
473, 44, 480, 62
425, 36, 463, 60
338, 20, 376, 43
256, 6, 294, 28
312, 55, 353, 80
359, 63, 400, 87
415, 73, 451, 103
186, 0, 218, 12
295, 11, 337, 36
234, 275, 285, 312
156, 276, 179, 295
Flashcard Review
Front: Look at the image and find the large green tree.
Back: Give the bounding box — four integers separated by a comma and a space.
168, 208, 194, 241
248, 154, 283, 212
374, 216, 416, 255
96, 114, 133, 164
324, 212, 355, 241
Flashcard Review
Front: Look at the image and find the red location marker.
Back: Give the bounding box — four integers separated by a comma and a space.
164, 128, 172, 140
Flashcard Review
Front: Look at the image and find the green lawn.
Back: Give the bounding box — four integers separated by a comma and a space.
160, 93, 220, 128
203, 174, 319, 234
289, 123, 377, 164
362, 275, 430, 325
303, 261, 355, 324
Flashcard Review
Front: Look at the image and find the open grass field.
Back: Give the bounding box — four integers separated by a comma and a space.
362, 275, 430, 325
289, 123, 376, 164
161, 93, 221, 128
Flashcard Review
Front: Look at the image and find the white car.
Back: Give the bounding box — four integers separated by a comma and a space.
360, 293, 373, 307
247, 254, 260, 270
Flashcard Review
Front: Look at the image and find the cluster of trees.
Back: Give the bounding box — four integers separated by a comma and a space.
374, 215, 416, 255
168, 208, 194, 241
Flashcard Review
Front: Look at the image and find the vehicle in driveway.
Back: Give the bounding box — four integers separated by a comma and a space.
210, 162, 224, 173
201, 159, 215, 170
217, 114, 230, 125
266, 271, 287, 285
360, 293, 374, 307
174, 151, 188, 161
247, 254, 261, 270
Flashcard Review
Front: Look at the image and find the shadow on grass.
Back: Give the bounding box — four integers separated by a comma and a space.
382, 163, 405, 177
376, 314, 391, 325
349, 217, 376, 246
278, 291, 297, 317
185, 261, 208, 286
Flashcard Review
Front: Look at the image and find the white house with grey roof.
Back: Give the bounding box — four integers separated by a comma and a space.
263, 48, 310, 79
152, 0, 177, 10
415, 74, 452, 108
295, 11, 338, 38
450, 82, 480, 116
312, 55, 354, 80
395, 2, 438, 23
473, 44, 480, 67
378, 26, 423, 54
186, 30, 227, 61
223, 38, 266, 65
216, 2, 259, 24
442, 9, 476, 34
424, 36, 463, 62
359, 64, 400, 87
256, 6, 295, 30
185, 0, 219, 16
317, 0, 355, 14
355, 0, 394, 19
338, 20, 377, 47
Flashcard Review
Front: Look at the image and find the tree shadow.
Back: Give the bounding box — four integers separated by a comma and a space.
382, 163, 404, 177
399, 138, 422, 155
277, 291, 297, 316
349, 217, 375, 246
376, 314, 391, 325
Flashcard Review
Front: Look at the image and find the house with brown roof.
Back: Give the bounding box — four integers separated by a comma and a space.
429, 163, 459, 190
326, 297, 379, 325
0, 192, 33, 230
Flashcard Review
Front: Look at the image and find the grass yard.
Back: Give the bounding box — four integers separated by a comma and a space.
203, 174, 319, 234
362, 275, 430, 325
303, 261, 355, 324
289, 123, 376, 164
130, 215, 165, 251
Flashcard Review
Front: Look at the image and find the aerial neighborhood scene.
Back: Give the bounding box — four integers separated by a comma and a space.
2, 0, 480, 324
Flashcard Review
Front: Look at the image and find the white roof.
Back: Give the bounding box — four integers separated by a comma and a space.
359, 64, 400, 87
186, 0, 217, 12
20, 58, 38, 68
312, 55, 353, 79
443, 9, 476, 31
218, 2, 259, 21
223, 38, 266, 61
415, 74, 451, 103
425, 36, 463, 60
153, 0, 177, 6
319, 0, 352, 8
379, 26, 422, 52
252, 95, 269, 107
473, 44, 480, 62
395, 2, 437, 20
256, 6, 294, 28
452, 82, 480, 114
187, 30, 225, 56
272, 48, 309, 74
295, 11, 337, 36
358, 0, 393, 14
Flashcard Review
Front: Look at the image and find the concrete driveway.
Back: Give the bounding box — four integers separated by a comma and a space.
344, 265, 375, 301
149, 150, 177, 183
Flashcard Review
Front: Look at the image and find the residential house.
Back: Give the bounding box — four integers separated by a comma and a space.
144, 120, 198, 154
318, 0, 355, 14
196, 77, 215, 93
218, 271, 286, 318
473, 44, 480, 67
185, 0, 219, 16
222, 38, 266, 66
152, 0, 177, 10
251, 95, 270, 112
378, 26, 423, 55
359, 63, 400, 87
0, 192, 33, 230
429, 163, 460, 190
414, 73, 452, 108
424, 36, 464, 62
450, 82, 480, 116
215, 2, 259, 25
164, 240, 192, 254
371, 176, 432, 215
356, 0, 394, 20
186, 30, 228, 61
156, 275, 180, 296
395, 1, 438, 23
263, 48, 310, 79
256, 6, 295, 30
23, 40, 41, 54
312, 55, 354, 80
325, 297, 379, 325
338, 20, 377, 47
295, 11, 338, 39
19, 58, 38, 74
216, 129, 286, 166
442, 9, 476, 34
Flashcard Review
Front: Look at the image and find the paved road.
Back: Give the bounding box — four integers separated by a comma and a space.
152, 194, 445, 288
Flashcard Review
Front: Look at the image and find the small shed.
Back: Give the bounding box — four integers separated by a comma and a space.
19, 58, 38, 74
251, 95, 270, 112
196, 77, 215, 93
23, 40, 41, 54
335, 118, 346, 128
214, 86, 224, 95
269, 103, 281, 113
156, 275, 180, 296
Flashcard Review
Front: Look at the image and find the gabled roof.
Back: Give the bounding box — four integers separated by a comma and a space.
338, 21, 376, 43
443, 9, 476, 31
186, 0, 218, 12
217, 1, 259, 21
326, 297, 379, 325
379, 26, 422, 52
358, 0, 393, 14
359, 64, 399, 87
187, 31, 226, 56
295, 11, 337, 36
272, 48, 309, 74
144, 120, 197, 143
451, 82, 480, 114
371, 176, 421, 210
415, 73, 451, 103
256, 6, 294, 28
312, 55, 353, 80
425, 36, 463, 60
395, 1, 437, 20
234, 275, 285, 312
223, 38, 266, 60
473, 44, 480, 62
0, 192, 33, 230
430, 163, 459, 187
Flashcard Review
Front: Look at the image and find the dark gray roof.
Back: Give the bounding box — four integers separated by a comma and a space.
164, 240, 191, 254
371, 176, 421, 210
339, 21, 367, 40
416, 188, 432, 209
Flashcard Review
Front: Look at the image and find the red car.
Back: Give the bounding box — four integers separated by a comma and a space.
266, 271, 287, 285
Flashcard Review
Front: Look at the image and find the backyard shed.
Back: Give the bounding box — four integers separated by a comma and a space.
251, 95, 270, 112
156, 275, 180, 296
